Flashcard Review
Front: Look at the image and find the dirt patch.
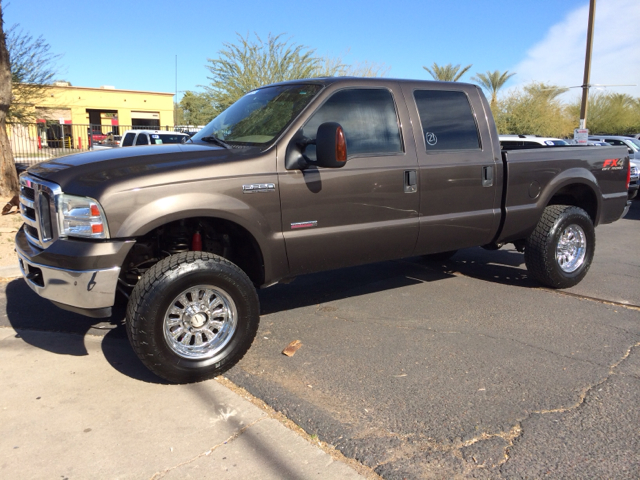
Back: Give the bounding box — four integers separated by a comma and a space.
0, 196, 22, 268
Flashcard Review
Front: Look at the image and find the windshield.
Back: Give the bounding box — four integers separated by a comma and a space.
192, 84, 323, 146
628, 138, 640, 151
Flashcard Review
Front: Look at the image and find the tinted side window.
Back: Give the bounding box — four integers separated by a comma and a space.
122, 132, 135, 147
303, 88, 402, 160
413, 90, 480, 151
155, 134, 187, 144
135, 134, 149, 146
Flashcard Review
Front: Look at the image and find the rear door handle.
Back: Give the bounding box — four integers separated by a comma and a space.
404, 170, 417, 193
482, 166, 493, 187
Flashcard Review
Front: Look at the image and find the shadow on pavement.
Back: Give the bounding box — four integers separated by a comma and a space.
258, 259, 456, 315
3, 244, 540, 380
427, 247, 538, 288
623, 199, 640, 221
258, 247, 538, 316
3, 278, 166, 384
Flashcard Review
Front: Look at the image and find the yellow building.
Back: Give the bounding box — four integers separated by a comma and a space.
37, 82, 175, 130
9, 82, 176, 159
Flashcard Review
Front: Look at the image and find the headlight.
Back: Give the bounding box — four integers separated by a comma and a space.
57, 194, 110, 239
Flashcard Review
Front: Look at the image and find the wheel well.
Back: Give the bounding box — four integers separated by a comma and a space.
120, 217, 265, 291
547, 184, 597, 223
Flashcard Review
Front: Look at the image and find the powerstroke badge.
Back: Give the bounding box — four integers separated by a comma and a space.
291, 221, 317, 229
602, 158, 624, 170
242, 183, 275, 194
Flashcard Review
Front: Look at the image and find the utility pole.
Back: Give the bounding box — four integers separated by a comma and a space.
174, 55, 178, 128
579, 0, 596, 129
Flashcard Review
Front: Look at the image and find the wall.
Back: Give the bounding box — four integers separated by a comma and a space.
36, 85, 175, 128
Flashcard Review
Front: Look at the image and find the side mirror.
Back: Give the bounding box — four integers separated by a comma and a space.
284, 122, 348, 170
316, 122, 347, 168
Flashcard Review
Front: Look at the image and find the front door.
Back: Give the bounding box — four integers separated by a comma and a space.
278, 86, 420, 276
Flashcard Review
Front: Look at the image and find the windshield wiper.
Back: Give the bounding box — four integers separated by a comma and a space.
200, 135, 231, 149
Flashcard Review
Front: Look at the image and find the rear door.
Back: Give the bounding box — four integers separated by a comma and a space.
400, 83, 501, 253
278, 84, 420, 275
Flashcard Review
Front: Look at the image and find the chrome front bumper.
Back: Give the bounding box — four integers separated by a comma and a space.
18, 251, 120, 314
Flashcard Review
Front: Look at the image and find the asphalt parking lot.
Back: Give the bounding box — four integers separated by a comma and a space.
1, 201, 639, 478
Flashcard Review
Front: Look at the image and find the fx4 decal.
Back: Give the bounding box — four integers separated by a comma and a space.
602, 158, 624, 170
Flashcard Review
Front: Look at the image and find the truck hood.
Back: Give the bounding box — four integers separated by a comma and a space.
25, 143, 240, 194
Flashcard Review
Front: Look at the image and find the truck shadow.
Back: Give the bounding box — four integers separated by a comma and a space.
3, 247, 533, 381
426, 247, 537, 288
258, 248, 535, 315
624, 199, 640, 221
3, 279, 166, 383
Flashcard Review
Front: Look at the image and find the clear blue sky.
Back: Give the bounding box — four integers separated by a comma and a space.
4, 0, 639, 100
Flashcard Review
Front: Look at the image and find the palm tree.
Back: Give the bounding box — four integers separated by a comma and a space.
423, 62, 472, 82
471, 70, 516, 107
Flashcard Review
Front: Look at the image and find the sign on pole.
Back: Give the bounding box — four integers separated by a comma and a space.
574, 128, 589, 145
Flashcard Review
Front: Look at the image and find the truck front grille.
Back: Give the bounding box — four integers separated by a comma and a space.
19, 174, 61, 249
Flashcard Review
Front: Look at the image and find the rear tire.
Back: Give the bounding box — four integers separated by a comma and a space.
524, 205, 595, 289
126, 252, 259, 383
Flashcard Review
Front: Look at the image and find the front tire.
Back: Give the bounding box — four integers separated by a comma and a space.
126, 252, 259, 383
524, 205, 595, 289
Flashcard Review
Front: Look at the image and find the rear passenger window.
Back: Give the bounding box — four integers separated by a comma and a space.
135, 134, 149, 146
122, 132, 135, 147
157, 134, 187, 144
302, 88, 403, 160
413, 90, 480, 151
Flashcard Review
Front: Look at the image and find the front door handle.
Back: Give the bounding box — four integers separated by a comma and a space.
404, 170, 417, 193
482, 166, 493, 187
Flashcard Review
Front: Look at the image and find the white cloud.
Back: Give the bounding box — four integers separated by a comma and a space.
511, 0, 640, 99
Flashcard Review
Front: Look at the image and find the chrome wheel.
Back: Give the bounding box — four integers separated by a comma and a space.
556, 224, 586, 273
163, 285, 237, 359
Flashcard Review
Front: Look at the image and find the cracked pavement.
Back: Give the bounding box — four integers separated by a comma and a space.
223, 201, 640, 478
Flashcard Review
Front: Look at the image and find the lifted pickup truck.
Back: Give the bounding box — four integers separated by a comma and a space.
16, 78, 631, 383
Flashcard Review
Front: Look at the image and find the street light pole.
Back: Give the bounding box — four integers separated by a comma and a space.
579, 0, 596, 129
174, 55, 178, 128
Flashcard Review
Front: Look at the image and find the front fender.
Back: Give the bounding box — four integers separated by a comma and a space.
105, 188, 289, 286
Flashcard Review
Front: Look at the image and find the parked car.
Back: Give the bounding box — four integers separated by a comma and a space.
17, 77, 630, 383
499, 135, 569, 149
103, 133, 122, 147
565, 139, 611, 146
630, 160, 639, 200
120, 130, 190, 147
588, 135, 640, 161
90, 130, 108, 145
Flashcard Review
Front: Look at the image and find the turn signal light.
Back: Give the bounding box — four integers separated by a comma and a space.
336, 127, 347, 162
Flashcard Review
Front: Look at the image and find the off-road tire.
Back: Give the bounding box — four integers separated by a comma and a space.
126, 252, 259, 384
524, 205, 595, 289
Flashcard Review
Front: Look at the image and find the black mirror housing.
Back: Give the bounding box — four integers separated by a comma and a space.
316, 122, 347, 168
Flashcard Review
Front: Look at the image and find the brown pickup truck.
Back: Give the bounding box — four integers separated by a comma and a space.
16, 77, 631, 383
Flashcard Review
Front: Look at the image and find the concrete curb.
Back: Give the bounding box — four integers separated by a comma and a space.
0, 264, 21, 278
